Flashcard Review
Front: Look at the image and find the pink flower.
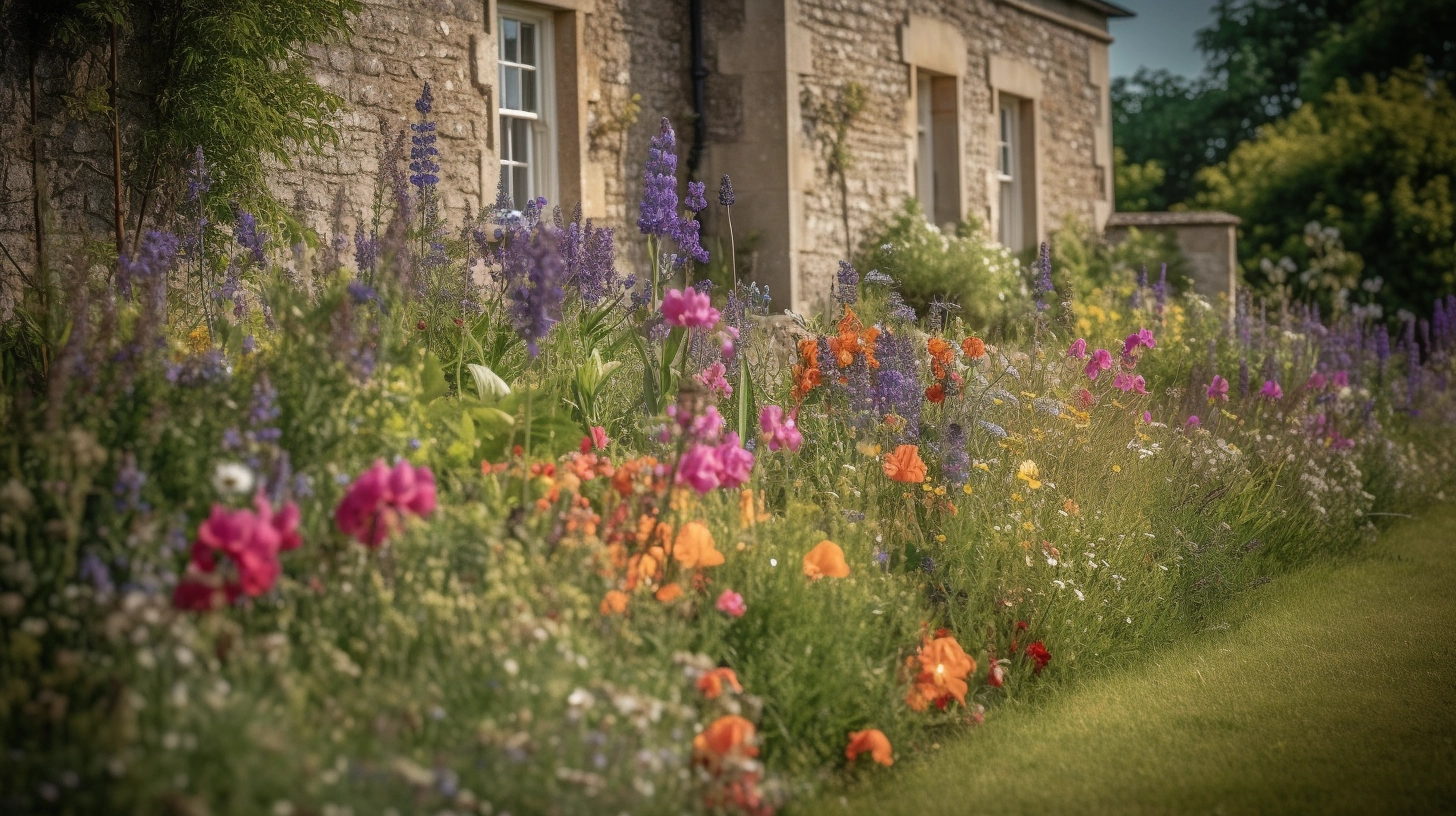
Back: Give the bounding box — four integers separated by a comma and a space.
677, 444, 722, 492
1307, 371, 1327, 390
719, 326, 739, 360
716, 589, 747, 618
1206, 375, 1229, 402
759, 405, 803, 453
1084, 349, 1113, 380
335, 460, 436, 548
715, 433, 756, 488
174, 499, 295, 611
1130, 375, 1147, 394
661, 288, 720, 329
1142, 411, 1152, 424
1114, 373, 1146, 394
1066, 338, 1087, 360
1185, 415, 1201, 429
695, 361, 732, 398
254, 494, 302, 552
591, 426, 610, 450
1122, 334, 1141, 357
1331, 370, 1349, 388
1137, 327, 1156, 349
1076, 388, 1095, 409
1260, 380, 1283, 400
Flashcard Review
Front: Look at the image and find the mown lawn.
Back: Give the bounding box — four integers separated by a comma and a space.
800, 505, 1456, 815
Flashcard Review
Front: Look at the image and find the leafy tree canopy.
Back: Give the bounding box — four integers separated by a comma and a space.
1194, 71, 1455, 316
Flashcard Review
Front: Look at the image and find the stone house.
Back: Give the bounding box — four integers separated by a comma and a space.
2, 0, 1135, 313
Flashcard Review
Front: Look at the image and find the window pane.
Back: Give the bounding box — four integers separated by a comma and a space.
521, 67, 536, 112
510, 118, 532, 164
520, 22, 536, 67
502, 20, 518, 63
512, 166, 529, 210
503, 66, 521, 110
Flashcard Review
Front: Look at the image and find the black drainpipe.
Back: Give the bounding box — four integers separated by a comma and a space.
687, 0, 707, 180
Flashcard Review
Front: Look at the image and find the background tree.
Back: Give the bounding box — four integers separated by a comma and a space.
1194, 71, 1454, 316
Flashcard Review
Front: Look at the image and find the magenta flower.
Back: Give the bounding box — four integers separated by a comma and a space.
1142, 410, 1152, 424
1260, 380, 1283, 400
1137, 327, 1156, 348
661, 287, 720, 329
716, 589, 747, 618
715, 433, 755, 488
1084, 348, 1113, 380
1130, 375, 1147, 394
1113, 372, 1136, 392
1331, 370, 1349, 388
174, 497, 298, 611
677, 444, 722, 492
335, 460, 437, 548
1067, 338, 1087, 360
759, 405, 803, 453
1206, 375, 1229, 402
1307, 371, 1327, 390
695, 361, 732, 398
1185, 415, 1202, 429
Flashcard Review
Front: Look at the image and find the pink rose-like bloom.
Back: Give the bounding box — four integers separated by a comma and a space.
1113, 372, 1136, 392
174, 499, 296, 611
1186, 415, 1202, 429
1137, 327, 1156, 349
720, 326, 740, 360
1260, 380, 1283, 400
1067, 338, 1087, 360
661, 288, 720, 329
1142, 411, 1153, 424
1130, 375, 1148, 395
335, 460, 437, 548
759, 405, 803, 452
1084, 349, 1113, 380
716, 589, 747, 618
1207, 375, 1230, 402
695, 361, 732, 398
591, 426, 610, 450
677, 444, 722, 493
715, 433, 756, 489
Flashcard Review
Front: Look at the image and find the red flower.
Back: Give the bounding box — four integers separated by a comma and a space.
335, 460, 437, 547
173, 497, 299, 611
925, 383, 945, 404
1025, 641, 1051, 673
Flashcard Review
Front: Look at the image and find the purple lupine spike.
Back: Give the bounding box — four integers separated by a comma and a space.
1032, 242, 1054, 312
718, 174, 735, 207
504, 226, 567, 357
354, 226, 378, 274
234, 212, 266, 264
638, 118, 680, 238
873, 330, 922, 442
835, 261, 859, 305
940, 422, 969, 487
685, 181, 707, 213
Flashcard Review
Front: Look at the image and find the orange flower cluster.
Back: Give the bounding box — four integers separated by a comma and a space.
791, 338, 823, 403
904, 634, 977, 711
802, 540, 850, 580
697, 667, 743, 700
882, 444, 927, 484
827, 308, 880, 370
961, 336, 987, 360
693, 714, 760, 770
925, 337, 960, 404
845, 729, 894, 766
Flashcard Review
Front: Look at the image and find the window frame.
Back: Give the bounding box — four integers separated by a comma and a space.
997, 93, 1026, 250
498, 3, 558, 210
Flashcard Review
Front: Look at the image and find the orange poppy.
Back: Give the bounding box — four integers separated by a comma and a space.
655, 582, 684, 602
802, 540, 850, 580
961, 336, 986, 359
927, 337, 955, 380
925, 383, 945, 404
845, 729, 894, 766
693, 715, 759, 765
882, 444, 927, 483
697, 667, 743, 700
674, 521, 726, 569
905, 635, 977, 711
599, 590, 629, 615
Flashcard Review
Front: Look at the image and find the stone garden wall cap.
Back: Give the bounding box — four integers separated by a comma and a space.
1106, 211, 1243, 227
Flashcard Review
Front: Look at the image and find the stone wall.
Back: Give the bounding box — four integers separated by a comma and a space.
0, 0, 1121, 316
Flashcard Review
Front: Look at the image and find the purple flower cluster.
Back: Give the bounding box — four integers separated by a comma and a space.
635, 118, 708, 266
117, 231, 180, 302
939, 422, 969, 487
502, 227, 567, 357
873, 330, 921, 440
557, 203, 620, 305
409, 83, 440, 192
718, 174, 735, 207
113, 451, 148, 513
234, 212, 266, 265
1032, 242, 1055, 313
835, 261, 859, 305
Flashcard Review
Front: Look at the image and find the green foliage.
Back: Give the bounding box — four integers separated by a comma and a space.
1050, 218, 1186, 307
1112, 0, 1454, 212
854, 199, 1030, 332
1112, 147, 1166, 213
1194, 71, 1456, 315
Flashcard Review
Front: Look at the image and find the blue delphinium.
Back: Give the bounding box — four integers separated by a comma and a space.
504, 228, 567, 357
638, 118, 680, 238
234, 211, 266, 264
1032, 241, 1054, 312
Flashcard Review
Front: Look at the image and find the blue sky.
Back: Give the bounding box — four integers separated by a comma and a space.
1109, 0, 1217, 79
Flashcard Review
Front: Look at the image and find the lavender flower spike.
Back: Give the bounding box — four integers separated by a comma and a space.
638, 118, 680, 238
718, 174, 735, 207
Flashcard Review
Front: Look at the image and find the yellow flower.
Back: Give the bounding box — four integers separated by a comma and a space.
1022, 522, 1035, 531
1016, 460, 1042, 490
186, 326, 211, 352
974, 462, 991, 473
935, 534, 946, 542
962, 484, 973, 495
856, 440, 882, 457
1011, 492, 1024, 502
1112, 464, 1122, 473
